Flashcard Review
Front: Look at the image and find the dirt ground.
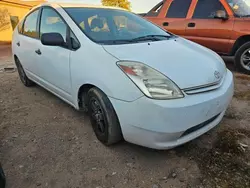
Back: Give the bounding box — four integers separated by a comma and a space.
0, 46, 249, 188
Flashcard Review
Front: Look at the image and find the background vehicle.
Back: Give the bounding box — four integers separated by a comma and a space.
0, 164, 6, 188
12, 3, 233, 150
142, 0, 250, 74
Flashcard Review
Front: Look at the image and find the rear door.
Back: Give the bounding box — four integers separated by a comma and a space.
18, 8, 41, 78
185, 0, 234, 54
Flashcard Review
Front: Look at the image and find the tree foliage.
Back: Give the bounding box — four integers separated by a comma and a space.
101, 0, 131, 11
0, 8, 10, 32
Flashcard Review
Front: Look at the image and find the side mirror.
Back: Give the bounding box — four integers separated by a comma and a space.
41, 33, 65, 46
214, 10, 228, 20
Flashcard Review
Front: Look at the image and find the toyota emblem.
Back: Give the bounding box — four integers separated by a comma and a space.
214, 71, 221, 80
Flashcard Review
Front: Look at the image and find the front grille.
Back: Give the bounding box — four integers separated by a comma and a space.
183, 80, 222, 95
181, 113, 221, 137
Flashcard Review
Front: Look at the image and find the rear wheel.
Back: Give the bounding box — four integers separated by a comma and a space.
15, 58, 35, 87
87, 88, 122, 145
235, 42, 250, 75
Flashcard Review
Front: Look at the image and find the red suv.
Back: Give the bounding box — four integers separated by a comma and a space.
142, 0, 250, 74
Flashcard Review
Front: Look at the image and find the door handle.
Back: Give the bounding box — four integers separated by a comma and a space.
163, 22, 169, 26
188, 22, 196, 27
35, 49, 42, 55
16, 42, 20, 47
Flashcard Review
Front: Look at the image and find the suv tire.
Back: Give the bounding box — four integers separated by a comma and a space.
235, 42, 250, 75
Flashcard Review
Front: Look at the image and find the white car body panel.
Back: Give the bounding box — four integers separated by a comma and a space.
110, 70, 233, 149
103, 37, 226, 89
12, 3, 234, 149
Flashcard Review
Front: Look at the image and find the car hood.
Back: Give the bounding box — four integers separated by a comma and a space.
103, 37, 226, 89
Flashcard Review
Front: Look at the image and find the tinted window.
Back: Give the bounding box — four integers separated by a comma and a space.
193, 0, 225, 18
40, 8, 67, 42
166, 0, 192, 18
23, 9, 39, 38
65, 8, 171, 45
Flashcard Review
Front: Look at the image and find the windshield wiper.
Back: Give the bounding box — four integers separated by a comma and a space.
130, 35, 173, 42
99, 35, 173, 45
240, 14, 250, 17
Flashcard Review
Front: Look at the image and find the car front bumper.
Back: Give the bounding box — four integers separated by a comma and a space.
109, 70, 234, 149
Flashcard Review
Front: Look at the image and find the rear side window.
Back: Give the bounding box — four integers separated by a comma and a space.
40, 8, 67, 42
18, 20, 24, 33
23, 9, 39, 38
166, 0, 192, 18
193, 0, 225, 19
147, 2, 164, 17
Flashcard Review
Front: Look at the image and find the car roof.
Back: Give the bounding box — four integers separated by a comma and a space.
38, 2, 125, 11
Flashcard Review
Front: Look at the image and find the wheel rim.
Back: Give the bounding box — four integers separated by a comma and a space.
90, 98, 106, 136
240, 49, 250, 71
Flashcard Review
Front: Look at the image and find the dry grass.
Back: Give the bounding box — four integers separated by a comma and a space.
235, 74, 250, 81
177, 129, 250, 188
234, 91, 250, 101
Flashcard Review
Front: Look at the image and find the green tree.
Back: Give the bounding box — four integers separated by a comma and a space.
0, 8, 10, 32
101, 0, 131, 11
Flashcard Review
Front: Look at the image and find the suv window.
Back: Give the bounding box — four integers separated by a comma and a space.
40, 8, 67, 42
166, 0, 192, 18
23, 9, 39, 38
193, 0, 225, 19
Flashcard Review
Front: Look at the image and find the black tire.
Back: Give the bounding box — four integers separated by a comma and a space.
15, 58, 35, 87
87, 88, 122, 145
0, 164, 6, 188
235, 42, 250, 75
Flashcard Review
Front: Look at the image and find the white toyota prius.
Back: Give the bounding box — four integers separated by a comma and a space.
12, 3, 234, 149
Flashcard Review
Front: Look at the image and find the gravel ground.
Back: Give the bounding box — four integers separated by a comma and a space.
0, 46, 249, 188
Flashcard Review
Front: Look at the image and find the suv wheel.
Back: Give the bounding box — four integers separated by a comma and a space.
87, 88, 123, 145
235, 42, 250, 74
15, 58, 35, 87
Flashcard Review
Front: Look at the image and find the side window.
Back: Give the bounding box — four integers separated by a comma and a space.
18, 20, 24, 33
147, 2, 164, 17
40, 8, 67, 42
23, 9, 39, 38
193, 0, 225, 19
166, 0, 192, 18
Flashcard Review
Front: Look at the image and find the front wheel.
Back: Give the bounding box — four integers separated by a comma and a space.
235, 42, 250, 75
87, 88, 123, 145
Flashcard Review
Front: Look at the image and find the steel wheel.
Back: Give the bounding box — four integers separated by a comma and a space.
89, 98, 106, 137
240, 49, 250, 71
87, 88, 122, 145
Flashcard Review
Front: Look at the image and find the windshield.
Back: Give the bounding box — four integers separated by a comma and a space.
64, 8, 171, 45
227, 0, 250, 17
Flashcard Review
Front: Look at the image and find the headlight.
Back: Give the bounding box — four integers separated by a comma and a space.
117, 61, 184, 99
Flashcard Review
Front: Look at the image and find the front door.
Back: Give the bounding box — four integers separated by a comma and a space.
185, 0, 234, 54
36, 7, 72, 101
162, 0, 192, 37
